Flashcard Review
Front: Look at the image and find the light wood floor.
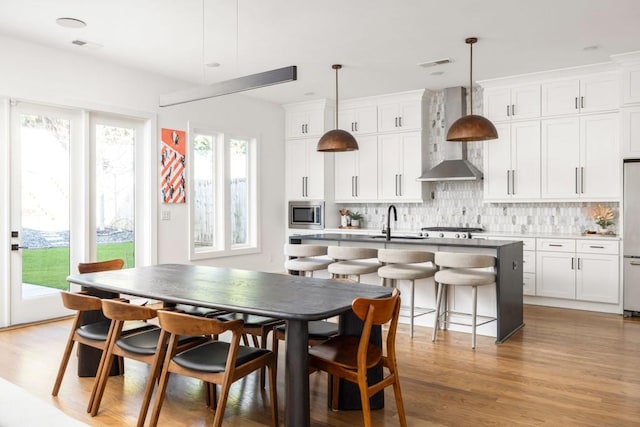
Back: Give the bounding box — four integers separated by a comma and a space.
1, 304, 640, 426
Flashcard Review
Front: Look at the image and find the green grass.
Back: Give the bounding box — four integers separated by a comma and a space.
22, 242, 134, 290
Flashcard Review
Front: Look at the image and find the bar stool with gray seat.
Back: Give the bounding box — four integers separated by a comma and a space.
377, 248, 437, 338
432, 252, 497, 349
327, 246, 380, 282
284, 244, 333, 277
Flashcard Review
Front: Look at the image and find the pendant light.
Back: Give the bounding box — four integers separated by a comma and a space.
317, 64, 359, 152
446, 37, 498, 142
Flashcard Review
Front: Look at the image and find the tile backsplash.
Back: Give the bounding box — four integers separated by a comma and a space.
339, 89, 619, 235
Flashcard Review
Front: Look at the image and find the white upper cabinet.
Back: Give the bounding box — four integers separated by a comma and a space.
285, 100, 333, 139
541, 113, 619, 201
541, 73, 619, 117
334, 135, 378, 202
621, 106, 640, 158
285, 138, 325, 200
484, 84, 541, 122
338, 102, 377, 135
377, 132, 423, 201
377, 92, 425, 133
484, 120, 541, 201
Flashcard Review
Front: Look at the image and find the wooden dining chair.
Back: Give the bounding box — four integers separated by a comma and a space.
213, 312, 283, 388
51, 291, 154, 401
88, 299, 207, 422
77, 258, 125, 273
147, 310, 278, 427
308, 288, 407, 427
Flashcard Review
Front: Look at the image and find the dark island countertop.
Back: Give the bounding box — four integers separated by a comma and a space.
292, 233, 520, 249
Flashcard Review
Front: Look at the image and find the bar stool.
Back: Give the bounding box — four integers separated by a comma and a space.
432, 252, 496, 349
327, 246, 380, 282
377, 249, 436, 338
284, 244, 332, 277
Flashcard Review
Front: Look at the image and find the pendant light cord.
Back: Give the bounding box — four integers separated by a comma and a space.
335, 66, 339, 129
469, 40, 473, 114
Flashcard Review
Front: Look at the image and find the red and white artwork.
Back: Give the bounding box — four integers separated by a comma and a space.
160, 128, 186, 203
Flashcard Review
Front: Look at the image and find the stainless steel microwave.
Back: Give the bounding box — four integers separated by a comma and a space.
288, 201, 324, 229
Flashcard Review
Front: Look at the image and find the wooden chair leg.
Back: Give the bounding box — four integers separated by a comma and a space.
52, 322, 79, 396
331, 375, 340, 411
392, 375, 408, 427
358, 378, 372, 427
212, 377, 233, 427
410, 279, 415, 338
148, 369, 172, 427
268, 359, 278, 427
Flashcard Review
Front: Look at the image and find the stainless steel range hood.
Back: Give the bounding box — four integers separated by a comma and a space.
417, 87, 483, 181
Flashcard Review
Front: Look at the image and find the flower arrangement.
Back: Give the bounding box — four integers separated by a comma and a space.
588, 204, 615, 229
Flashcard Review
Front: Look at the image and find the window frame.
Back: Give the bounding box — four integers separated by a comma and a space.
188, 122, 260, 260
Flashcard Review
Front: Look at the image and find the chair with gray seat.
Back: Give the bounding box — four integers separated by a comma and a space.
432, 252, 497, 349
327, 246, 381, 282
377, 248, 437, 338
284, 243, 333, 277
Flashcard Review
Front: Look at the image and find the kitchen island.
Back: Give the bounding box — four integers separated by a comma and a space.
289, 233, 524, 343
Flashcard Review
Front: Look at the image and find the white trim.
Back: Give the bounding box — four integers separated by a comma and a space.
0, 99, 10, 327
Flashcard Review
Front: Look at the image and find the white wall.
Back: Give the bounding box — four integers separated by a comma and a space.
0, 34, 287, 281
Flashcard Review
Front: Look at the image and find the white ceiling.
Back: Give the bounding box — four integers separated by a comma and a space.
1, 0, 640, 105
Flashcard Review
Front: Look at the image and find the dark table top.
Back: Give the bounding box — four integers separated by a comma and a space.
67, 263, 391, 321
293, 233, 520, 249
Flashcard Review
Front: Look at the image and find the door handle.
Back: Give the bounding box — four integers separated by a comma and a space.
355, 176, 358, 197
398, 117, 402, 127
581, 167, 585, 194
11, 244, 28, 251
355, 122, 358, 132
571, 257, 575, 270
507, 105, 510, 117
398, 174, 402, 196
581, 96, 584, 109
575, 97, 579, 110
507, 170, 511, 195
577, 258, 582, 270
511, 104, 515, 116
395, 174, 399, 196
575, 167, 579, 194
395, 117, 398, 127
511, 169, 516, 195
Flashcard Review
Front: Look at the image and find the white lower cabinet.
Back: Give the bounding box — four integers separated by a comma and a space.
536, 238, 619, 303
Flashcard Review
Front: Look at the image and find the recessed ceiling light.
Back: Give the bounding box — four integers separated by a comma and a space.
418, 58, 451, 68
304, 92, 315, 96
431, 71, 444, 76
56, 17, 87, 28
583, 45, 599, 51
205, 62, 221, 68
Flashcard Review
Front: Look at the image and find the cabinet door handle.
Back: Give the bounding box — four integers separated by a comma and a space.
589, 245, 605, 249
581, 96, 585, 109
305, 176, 308, 197
351, 176, 355, 197
549, 244, 563, 247
399, 116, 402, 127
302, 177, 305, 197
511, 169, 516, 195
507, 170, 511, 195
581, 167, 585, 194
575, 97, 579, 110
355, 122, 358, 132
398, 174, 402, 196
571, 257, 575, 270
394, 117, 398, 127
575, 167, 579, 194
507, 105, 510, 117
355, 176, 359, 196
630, 261, 640, 266
577, 258, 582, 270
511, 104, 515, 116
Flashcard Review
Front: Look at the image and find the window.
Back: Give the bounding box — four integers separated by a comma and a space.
189, 125, 258, 259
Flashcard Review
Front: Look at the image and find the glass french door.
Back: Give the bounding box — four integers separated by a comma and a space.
9, 103, 80, 324
8, 104, 143, 325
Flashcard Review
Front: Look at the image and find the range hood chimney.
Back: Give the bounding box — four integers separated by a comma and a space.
417, 87, 483, 181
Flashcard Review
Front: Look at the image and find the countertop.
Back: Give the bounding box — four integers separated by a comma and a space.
319, 228, 621, 241
292, 233, 520, 249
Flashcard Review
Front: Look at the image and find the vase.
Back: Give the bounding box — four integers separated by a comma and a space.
351, 219, 360, 228
597, 226, 609, 234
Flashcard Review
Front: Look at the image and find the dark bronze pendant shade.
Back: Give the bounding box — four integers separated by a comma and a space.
446, 37, 498, 142
317, 64, 359, 152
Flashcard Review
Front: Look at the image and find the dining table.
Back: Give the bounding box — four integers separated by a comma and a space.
66, 263, 392, 427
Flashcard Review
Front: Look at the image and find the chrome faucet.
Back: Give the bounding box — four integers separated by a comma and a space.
386, 204, 397, 241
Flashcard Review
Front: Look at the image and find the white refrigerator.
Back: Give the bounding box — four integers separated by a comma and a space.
624, 160, 640, 314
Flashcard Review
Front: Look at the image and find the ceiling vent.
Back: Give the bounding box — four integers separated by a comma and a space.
418, 58, 452, 68
71, 39, 103, 49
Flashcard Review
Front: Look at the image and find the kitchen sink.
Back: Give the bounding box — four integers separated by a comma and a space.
369, 235, 429, 240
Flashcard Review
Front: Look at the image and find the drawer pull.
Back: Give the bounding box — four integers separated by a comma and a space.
589, 245, 605, 249
549, 244, 563, 247
630, 261, 640, 266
